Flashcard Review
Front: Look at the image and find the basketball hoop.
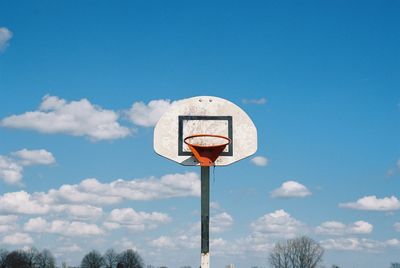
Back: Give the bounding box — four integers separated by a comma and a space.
184, 134, 231, 166
154, 96, 257, 268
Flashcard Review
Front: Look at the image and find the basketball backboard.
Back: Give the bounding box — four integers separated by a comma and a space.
154, 96, 257, 166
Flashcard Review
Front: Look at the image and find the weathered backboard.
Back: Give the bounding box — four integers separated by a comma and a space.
154, 96, 257, 166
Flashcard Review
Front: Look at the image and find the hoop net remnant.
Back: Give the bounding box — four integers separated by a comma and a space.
184, 134, 231, 166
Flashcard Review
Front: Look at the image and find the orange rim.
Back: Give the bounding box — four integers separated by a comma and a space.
184, 134, 231, 148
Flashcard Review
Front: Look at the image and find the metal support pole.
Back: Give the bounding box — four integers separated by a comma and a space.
201, 166, 210, 268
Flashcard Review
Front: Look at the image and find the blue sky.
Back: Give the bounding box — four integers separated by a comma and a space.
0, 1, 399, 267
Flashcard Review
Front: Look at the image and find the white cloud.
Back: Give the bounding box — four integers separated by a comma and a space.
58, 204, 103, 220
320, 238, 399, 251
103, 222, 120, 230
339, 195, 400, 211
210, 202, 221, 210
0, 27, 12, 52
351, 221, 373, 234
0, 191, 51, 214
23, 217, 47, 232
0, 172, 198, 217
150, 234, 200, 250
46, 181, 122, 205
226, 218, 368, 256
397, 159, 400, 169
113, 238, 138, 251
50, 220, 103, 236
0, 149, 55, 185
150, 210, 294, 256
210, 238, 227, 248
56, 244, 82, 253
207, 217, 281, 256
241, 232, 276, 253
250, 156, 268, 167
39, 95, 66, 110
0, 215, 18, 233
12, 149, 55, 165
320, 238, 369, 251
150, 218, 203, 250
0, 190, 103, 219
386, 238, 400, 246
1, 232, 33, 245
316, 220, 373, 235
0, 215, 18, 224
0, 156, 23, 185
150, 236, 178, 249
105, 208, 171, 231
24, 217, 104, 236
127, 99, 176, 127
270, 181, 311, 198
242, 98, 267, 105
1, 95, 131, 141
189, 210, 234, 235
152, 236, 174, 248
47, 172, 200, 205
250, 209, 304, 238
394, 222, 400, 232
51, 220, 103, 236
208, 238, 250, 257
153, 210, 234, 252
210, 212, 234, 233
148, 208, 392, 260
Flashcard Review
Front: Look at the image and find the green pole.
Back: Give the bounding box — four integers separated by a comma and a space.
201, 166, 210, 268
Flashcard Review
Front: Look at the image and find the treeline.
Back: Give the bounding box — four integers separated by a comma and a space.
0, 248, 55, 268
0, 248, 144, 268
81, 249, 143, 268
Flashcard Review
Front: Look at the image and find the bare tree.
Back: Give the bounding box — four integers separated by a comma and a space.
390, 263, 400, 268
0, 249, 8, 268
269, 240, 291, 268
24, 248, 39, 268
34, 249, 56, 268
117, 249, 144, 268
104, 249, 118, 268
5, 250, 30, 268
269, 236, 324, 268
81, 250, 105, 268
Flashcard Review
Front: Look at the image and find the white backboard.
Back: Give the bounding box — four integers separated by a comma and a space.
154, 96, 257, 166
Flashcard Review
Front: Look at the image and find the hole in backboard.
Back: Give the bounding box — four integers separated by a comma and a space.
178, 116, 233, 156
